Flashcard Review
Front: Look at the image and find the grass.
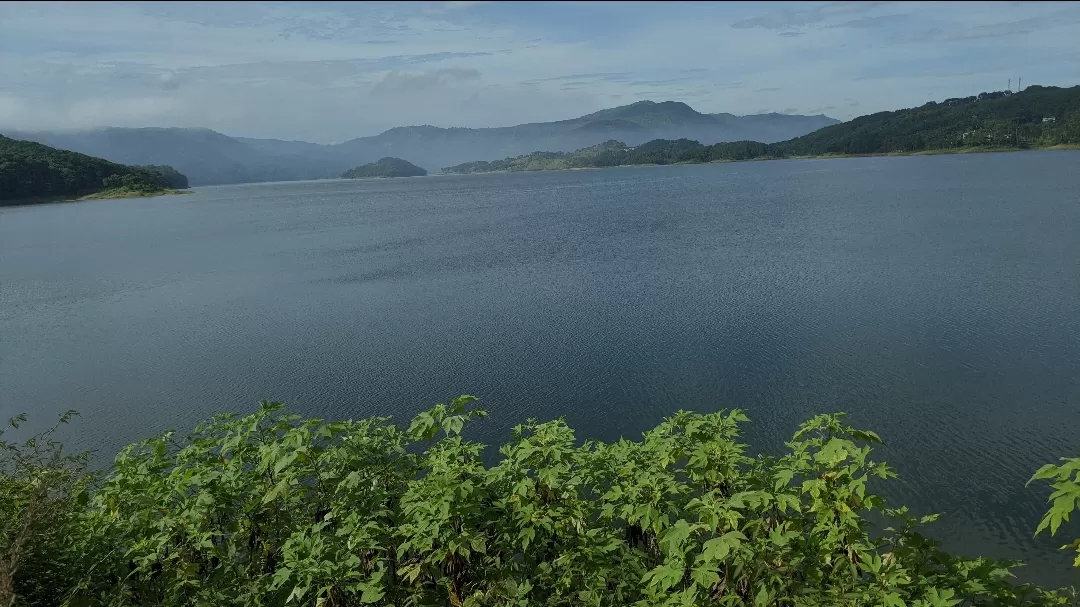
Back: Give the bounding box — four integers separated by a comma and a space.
77, 187, 191, 201
2, 187, 191, 207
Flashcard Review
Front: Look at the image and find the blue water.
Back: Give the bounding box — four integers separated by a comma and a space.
2, 152, 1078, 585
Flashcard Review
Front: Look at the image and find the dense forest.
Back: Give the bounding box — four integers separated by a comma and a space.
444, 85, 1080, 173
0, 135, 188, 205
1, 398, 1077, 606
341, 156, 428, 178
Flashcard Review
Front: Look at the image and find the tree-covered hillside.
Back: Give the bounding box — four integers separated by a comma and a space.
342, 157, 428, 178
776, 85, 1080, 155
443, 85, 1080, 174
0, 135, 188, 204
9, 127, 334, 186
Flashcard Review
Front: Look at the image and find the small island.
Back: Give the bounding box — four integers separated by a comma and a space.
341, 157, 427, 179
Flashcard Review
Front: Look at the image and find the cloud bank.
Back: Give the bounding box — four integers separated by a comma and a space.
1, 1, 1077, 142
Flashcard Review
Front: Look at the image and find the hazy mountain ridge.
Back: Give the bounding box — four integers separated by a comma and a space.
6, 127, 340, 186
443, 85, 1080, 175
8, 101, 839, 185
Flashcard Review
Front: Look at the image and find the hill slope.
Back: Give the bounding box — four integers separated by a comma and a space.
0, 134, 188, 205
443, 85, 1080, 173
774, 85, 1080, 155
7, 127, 340, 186
8, 103, 837, 185
341, 157, 427, 178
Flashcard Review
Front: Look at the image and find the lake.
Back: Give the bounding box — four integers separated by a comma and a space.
2, 151, 1078, 586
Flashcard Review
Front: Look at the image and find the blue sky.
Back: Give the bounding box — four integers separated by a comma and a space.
1, 1, 1078, 142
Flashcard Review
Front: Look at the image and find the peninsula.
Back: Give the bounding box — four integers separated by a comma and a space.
0, 134, 189, 206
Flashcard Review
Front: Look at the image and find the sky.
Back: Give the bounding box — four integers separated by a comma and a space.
1, 1, 1079, 143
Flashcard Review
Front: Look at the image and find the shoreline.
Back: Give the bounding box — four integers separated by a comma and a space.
439, 144, 1080, 176
788, 143, 1080, 160
2, 188, 192, 207
78, 188, 192, 201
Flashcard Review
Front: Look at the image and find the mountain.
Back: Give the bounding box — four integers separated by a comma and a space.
233, 137, 333, 157
341, 157, 427, 178
331, 101, 840, 172
708, 112, 842, 143
0, 134, 188, 204
5, 127, 344, 186
7, 102, 837, 186
443, 85, 1080, 174
576, 100, 717, 128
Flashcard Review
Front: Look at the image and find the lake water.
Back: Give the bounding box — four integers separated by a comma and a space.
2, 152, 1079, 586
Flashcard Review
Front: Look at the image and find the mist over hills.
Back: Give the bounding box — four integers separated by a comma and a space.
5, 101, 837, 186
444, 85, 1080, 174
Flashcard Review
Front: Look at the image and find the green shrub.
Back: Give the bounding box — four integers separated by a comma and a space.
1030, 457, 1080, 568
1, 398, 1077, 606
0, 412, 94, 607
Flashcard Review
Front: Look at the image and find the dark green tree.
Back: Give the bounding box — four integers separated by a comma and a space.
0, 135, 187, 205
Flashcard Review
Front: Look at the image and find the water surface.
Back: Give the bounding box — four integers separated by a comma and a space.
2, 152, 1078, 585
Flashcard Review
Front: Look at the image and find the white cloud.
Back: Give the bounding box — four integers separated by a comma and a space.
732, 2, 890, 31
370, 68, 482, 96
72, 97, 182, 123
0, 1, 1077, 141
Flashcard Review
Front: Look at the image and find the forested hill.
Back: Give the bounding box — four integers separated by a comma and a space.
443, 85, 1080, 173
775, 84, 1080, 156
341, 157, 427, 178
0, 135, 188, 205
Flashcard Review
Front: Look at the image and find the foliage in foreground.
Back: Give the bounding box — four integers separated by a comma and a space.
1, 398, 1077, 607
1031, 458, 1080, 569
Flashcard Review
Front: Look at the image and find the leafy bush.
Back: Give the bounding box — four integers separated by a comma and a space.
0, 398, 1077, 606
1030, 458, 1080, 568
0, 412, 94, 607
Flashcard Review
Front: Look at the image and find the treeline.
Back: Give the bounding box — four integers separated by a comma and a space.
0, 135, 188, 204
1, 398, 1077, 606
444, 85, 1080, 173
442, 139, 782, 173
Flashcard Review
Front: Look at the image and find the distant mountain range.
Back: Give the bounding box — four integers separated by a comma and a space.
3, 102, 837, 186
